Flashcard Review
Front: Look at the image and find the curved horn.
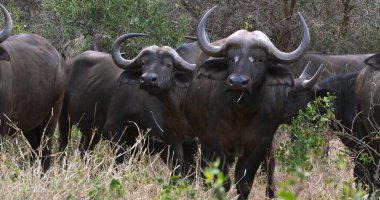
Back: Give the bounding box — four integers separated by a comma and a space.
197, 6, 226, 57
163, 46, 196, 72
268, 12, 310, 62
184, 36, 197, 41
111, 33, 147, 70
0, 3, 13, 43
299, 61, 312, 79
299, 63, 325, 88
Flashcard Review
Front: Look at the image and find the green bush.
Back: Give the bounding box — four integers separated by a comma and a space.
41, 0, 190, 55
276, 94, 335, 173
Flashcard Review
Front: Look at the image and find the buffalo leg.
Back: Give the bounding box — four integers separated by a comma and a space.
23, 127, 42, 167
40, 94, 64, 172
107, 126, 129, 164
262, 142, 276, 198
58, 96, 71, 154
201, 141, 231, 192
235, 140, 272, 200
78, 128, 101, 159
182, 138, 198, 178
23, 125, 53, 172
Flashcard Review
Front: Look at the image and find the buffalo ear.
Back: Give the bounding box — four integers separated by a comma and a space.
365, 53, 380, 69
196, 58, 228, 80
0, 46, 10, 61
117, 70, 142, 86
266, 66, 294, 86
174, 72, 193, 88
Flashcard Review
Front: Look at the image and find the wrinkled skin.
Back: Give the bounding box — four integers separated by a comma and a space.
355, 53, 380, 191
59, 51, 197, 172
0, 34, 68, 172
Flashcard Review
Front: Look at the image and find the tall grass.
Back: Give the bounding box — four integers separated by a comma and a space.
0, 124, 363, 199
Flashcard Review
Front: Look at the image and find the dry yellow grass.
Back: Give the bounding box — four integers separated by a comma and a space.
0, 128, 363, 200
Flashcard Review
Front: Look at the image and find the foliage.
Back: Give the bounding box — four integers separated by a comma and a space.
278, 168, 311, 200
1, 5, 26, 34
204, 159, 227, 200
41, 0, 190, 55
276, 94, 335, 199
157, 175, 196, 200
276, 94, 335, 173
340, 178, 369, 200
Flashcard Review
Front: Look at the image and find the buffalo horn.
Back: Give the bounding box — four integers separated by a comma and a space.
197, 6, 227, 57
0, 3, 12, 43
197, 6, 310, 62
299, 63, 325, 89
111, 33, 147, 70
267, 12, 310, 62
163, 47, 196, 72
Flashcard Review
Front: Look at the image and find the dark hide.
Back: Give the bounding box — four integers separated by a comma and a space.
59, 51, 197, 173
115, 47, 199, 175
355, 53, 380, 192
0, 34, 68, 172
185, 67, 291, 199
284, 70, 380, 192
285, 52, 373, 79
175, 41, 201, 64
283, 52, 378, 192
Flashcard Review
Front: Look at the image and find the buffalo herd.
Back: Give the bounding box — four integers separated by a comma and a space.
0, 3, 379, 199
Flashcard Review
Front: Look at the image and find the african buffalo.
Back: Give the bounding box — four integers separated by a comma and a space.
186, 7, 322, 199
278, 52, 375, 187
355, 53, 380, 192
59, 50, 167, 158
111, 33, 200, 174
112, 6, 322, 199
282, 52, 373, 124
0, 4, 68, 172
59, 48, 197, 173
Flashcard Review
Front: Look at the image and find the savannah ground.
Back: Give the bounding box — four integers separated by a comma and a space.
0, 126, 361, 200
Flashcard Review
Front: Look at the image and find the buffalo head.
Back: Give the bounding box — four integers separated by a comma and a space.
111, 34, 195, 94
196, 6, 310, 94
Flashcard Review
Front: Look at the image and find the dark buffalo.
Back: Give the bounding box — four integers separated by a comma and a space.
0, 4, 68, 172
175, 36, 200, 64
185, 7, 319, 199
112, 6, 322, 199
59, 50, 166, 159
111, 34, 199, 174
279, 52, 378, 190
355, 53, 380, 192
282, 52, 373, 124
59, 48, 197, 173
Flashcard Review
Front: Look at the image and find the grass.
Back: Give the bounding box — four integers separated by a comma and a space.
0, 126, 368, 200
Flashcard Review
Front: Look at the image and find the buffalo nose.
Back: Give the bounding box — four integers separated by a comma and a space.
141, 72, 158, 84
228, 75, 250, 87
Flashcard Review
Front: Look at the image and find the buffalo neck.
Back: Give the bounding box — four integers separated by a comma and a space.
226, 81, 265, 117
320, 73, 359, 133
156, 86, 188, 117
